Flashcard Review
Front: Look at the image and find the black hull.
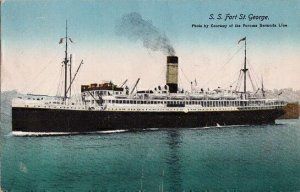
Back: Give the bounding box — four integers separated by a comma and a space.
12, 107, 284, 132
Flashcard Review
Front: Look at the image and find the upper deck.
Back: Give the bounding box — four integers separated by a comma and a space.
12, 82, 286, 112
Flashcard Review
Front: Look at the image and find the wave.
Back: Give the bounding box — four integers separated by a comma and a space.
190, 124, 249, 130
93, 130, 127, 134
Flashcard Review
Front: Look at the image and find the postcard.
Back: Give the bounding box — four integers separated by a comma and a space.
1, 0, 300, 191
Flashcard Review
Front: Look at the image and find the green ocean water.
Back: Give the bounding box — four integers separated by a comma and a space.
1, 119, 300, 191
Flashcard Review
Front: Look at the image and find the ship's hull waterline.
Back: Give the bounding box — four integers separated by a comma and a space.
12, 107, 284, 132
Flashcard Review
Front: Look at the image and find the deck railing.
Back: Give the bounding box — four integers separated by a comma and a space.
13, 97, 286, 111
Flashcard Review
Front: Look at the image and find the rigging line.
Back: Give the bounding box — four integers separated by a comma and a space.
56, 66, 64, 96
47, 63, 62, 95
236, 84, 240, 92
248, 67, 259, 90
247, 72, 256, 92
227, 78, 239, 90
178, 74, 184, 91
56, 78, 62, 97
20, 50, 61, 93
72, 76, 80, 100
236, 81, 240, 92
29, 72, 54, 94
202, 45, 244, 88
235, 79, 241, 92
249, 67, 259, 89
234, 70, 242, 91
179, 66, 191, 84
237, 78, 242, 92
59, 76, 64, 97
56, 66, 64, 97
57, 65, 64, 95
247, 63, 259, 86
249, 68, 259, 89
235, 70, 242, 91
247, 71, 257, 92
227, 69, 242, 86
47, 65, 65, 96
246, 58, 260, 88
226, 70, 242, 89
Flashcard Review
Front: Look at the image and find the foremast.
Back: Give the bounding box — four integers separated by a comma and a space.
63, 20, 69, 102
60, 20, 76, 103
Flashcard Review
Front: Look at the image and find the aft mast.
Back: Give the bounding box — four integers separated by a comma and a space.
238, 37, 247, 98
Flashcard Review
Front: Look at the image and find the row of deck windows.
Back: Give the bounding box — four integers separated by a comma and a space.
105, 100, 270, 107
108, 106, 277, 111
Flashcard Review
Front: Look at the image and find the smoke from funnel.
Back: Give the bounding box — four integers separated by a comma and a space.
115, 12, 175, 56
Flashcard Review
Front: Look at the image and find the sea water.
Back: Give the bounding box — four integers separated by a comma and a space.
1, 119, 300, 191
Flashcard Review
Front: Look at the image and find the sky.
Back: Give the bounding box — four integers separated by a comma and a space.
2, 0, 300, 96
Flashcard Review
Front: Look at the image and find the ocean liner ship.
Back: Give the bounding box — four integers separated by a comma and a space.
12, 26, 286, 133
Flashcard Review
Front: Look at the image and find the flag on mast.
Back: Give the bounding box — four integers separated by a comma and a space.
238, 37, 246, 44
59, 38, 64, 44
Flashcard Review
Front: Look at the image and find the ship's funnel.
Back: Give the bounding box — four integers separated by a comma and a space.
166, 56, 178, 93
